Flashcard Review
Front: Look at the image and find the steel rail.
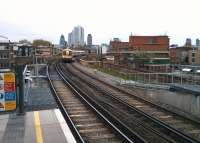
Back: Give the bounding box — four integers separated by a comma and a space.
72, 63, 200, 124
56, 64, 147, 143
69, 63, 199, 143
47, 65, 85, 143
62, 64, 179, 142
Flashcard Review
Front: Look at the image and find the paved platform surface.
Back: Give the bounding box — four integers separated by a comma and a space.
0, 109, 76, 143
0, 66, 76, 143
25, 78, 57, 111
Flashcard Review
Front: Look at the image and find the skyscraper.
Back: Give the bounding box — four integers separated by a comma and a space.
185, 38, 192, 47
73, 26, 84, 46
68, 26, 84, 47
196, 38, 200, 47
59, 34, 66, 48
87, 34, 92, 47
68, 32, 73, 46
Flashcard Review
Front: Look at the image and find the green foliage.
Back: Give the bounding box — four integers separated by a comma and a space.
96, 67, 129, 80
90, 64, 138, 80
32, 39, 52, 47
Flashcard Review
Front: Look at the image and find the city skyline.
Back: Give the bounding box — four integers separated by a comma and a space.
68, 26, 84, 46
0, 0, 200, 45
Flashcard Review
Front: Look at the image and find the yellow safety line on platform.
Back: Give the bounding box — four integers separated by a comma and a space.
34, 111, 44, 143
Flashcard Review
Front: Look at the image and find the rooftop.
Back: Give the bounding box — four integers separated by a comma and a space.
0, 36, 9, 43
0, 40, 9, 43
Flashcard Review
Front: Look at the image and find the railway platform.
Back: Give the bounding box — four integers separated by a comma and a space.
0, 67, 76, 143
0, 109, 76, 143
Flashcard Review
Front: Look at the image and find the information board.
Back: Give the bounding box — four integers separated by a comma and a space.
0, 72, 16, 111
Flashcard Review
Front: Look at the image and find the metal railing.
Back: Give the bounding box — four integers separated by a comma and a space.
23, 65, 32, 104
116, 72, 200, 91
27, 64, 48, 78
22, 64, 48, 104
119, 71, 199, 84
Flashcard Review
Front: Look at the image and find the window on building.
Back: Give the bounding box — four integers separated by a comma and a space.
123, 48, 129, 51
2, 54, 9, 59
0, 46, 5, 50
148, 38, 157, 44
192, 58, 195, 63
6, 63, 9, 67
192, 53, 195, 57
2, 63, 9, 68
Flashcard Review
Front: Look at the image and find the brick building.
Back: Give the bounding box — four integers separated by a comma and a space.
34, 45, 53, 63
170, 38, 200, 65
0, 38, 14, 69
188, 48, 200, 65
109, 36, 170, 72
109, 40, 129, 65
35, 45, 53, 57
129, 36, 169, 51
169, 46, 190, 65
13, 42, 35, 65
169, 48, 177, 64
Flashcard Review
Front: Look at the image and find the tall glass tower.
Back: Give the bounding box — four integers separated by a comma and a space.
59, 34, 66, 48
68, 26, 84, 46
73, 26, 84, 46
87, 34, 92, 47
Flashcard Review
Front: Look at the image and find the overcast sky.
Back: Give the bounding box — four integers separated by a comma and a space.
0, 0, 199, 45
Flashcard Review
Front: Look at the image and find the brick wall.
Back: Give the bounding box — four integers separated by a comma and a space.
129, 36, 169, 51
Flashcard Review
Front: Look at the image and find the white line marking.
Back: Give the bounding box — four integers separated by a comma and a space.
54, 109, 77, 143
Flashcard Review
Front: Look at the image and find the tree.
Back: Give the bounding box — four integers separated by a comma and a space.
32, 39, 52, 47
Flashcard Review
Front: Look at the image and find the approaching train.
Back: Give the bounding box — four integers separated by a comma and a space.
61, 48, 86, 62
62, 48, 73, 62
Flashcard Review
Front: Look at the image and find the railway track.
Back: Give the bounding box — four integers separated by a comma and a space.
47, 65, 146, 143
59, 63, 200, 143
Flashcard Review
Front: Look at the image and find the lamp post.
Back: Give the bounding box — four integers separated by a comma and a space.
16, 64, 25, 115
33, 46, 38, 76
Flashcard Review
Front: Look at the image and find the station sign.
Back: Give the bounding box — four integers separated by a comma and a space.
0, 72, 16, 111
